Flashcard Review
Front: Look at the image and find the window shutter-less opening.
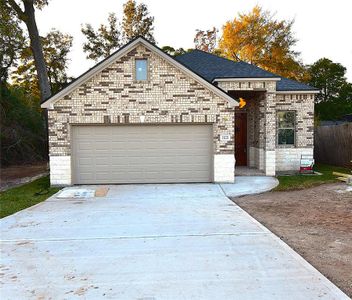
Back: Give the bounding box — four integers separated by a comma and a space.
277, 111, 295, 145
135, 59, 148, 81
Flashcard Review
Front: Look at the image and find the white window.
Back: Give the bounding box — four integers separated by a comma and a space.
135, 59, 148, 81
277, 111, 295, 145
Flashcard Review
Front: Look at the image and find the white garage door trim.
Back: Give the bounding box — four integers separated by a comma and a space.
71, 124, 214, 184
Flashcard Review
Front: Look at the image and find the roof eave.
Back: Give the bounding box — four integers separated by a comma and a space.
212, 77, 281, 82
276, 90, 320, 94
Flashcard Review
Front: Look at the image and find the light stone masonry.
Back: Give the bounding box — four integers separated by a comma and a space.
214, 154, 235, 182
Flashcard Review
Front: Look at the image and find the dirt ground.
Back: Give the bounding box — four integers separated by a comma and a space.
232, 183, 352, 297
0, 162, 48, 190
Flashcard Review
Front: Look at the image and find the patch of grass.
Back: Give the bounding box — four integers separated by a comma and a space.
0, 176, 60, 218
274, 163, 351, 191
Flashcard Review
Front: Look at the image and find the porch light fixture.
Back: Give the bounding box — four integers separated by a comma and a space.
239, 97, 247, 109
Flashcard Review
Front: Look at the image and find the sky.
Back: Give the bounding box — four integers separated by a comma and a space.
35, 0, 352, 81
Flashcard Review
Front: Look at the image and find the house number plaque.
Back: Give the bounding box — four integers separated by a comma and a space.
220, 134, 231, 141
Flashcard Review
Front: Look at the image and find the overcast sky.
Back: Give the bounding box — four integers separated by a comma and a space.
35, 0, 352, 81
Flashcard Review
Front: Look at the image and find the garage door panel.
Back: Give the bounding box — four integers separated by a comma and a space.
77, 142, 94, 150
72, 125, 213, 184
96, 172, 111, 180
79, 173, 95, 180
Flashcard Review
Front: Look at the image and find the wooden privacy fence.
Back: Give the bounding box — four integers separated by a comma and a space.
314, 123, 352, 168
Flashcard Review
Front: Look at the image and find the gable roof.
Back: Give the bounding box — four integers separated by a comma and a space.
175, 50, 319, 92
176, 50, 279, 81
41, 37, 238, 108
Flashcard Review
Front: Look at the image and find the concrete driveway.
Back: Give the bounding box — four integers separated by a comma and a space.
0, 183, 348, 299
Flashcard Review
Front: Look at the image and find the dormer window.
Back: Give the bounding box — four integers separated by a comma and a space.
135, 59, 148, 81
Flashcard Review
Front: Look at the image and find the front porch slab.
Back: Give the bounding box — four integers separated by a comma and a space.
235, 166, 265, 176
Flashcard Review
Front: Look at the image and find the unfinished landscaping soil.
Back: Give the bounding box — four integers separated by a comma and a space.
232, 183, 352, 297
0, 162, 48, 190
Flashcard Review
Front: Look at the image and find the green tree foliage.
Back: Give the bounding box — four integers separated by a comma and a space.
1, 0, 56, 166
122, 0, 155, 43
308, 58, 352, 120
82, 0, 155, 61
308, 58, 347, 103
194, 27, 217, 53
12, 29, 73, 98
0, 85, 47, 166
219, 6, 308, 81
0, 0, 26, 85
81, 13, 121, 61
161, 46, 192, 57
6, 0, 52, 101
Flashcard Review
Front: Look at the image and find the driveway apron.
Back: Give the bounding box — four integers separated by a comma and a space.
0, 184, 349, 299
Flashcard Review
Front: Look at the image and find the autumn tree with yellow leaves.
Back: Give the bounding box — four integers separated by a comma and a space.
219, 6, 308, 81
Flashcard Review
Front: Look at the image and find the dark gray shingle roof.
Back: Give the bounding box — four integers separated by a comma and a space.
175, 50, 318, 92
276, 77, 318, 91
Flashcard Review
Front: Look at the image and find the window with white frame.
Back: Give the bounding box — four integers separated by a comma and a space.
277, 111, 295, 145
135, 59, 148, 81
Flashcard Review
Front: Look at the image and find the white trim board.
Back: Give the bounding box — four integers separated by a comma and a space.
276, 90, 320, 94
41, 37, 238, 109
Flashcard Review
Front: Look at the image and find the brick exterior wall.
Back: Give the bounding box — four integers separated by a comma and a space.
275, 93, 315, 171
275, 93, 315, 148
217, 80, 314, 174
47, 44, 235, 185
46, 42, 315, 183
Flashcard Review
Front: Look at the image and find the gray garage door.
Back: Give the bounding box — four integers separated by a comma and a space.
72, 125, 213, 184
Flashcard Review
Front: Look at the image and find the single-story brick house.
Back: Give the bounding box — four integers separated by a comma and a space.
41, 36, 319, 186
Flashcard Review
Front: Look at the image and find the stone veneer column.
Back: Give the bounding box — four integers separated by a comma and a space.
214, 154, 235, 182
49, 155, 71, 185
263, 92, 276, 176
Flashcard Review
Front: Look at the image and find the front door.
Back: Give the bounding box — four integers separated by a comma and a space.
235, 112, 247, 166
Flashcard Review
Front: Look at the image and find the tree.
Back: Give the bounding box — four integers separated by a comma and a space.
12, 29, 73, 97
308, 58, 352, 120
194, 27, 217, 53
6, 0, 52, 101
82, 0, 155, 60
81, 13, 121, 61
314, 86, 352, 120
122, 0, 155, 43
161, 46, 192, 57
219, 5, 307, 81
1, 85, 47, 166
0, 0, 26, 86
308, 58, 347, 103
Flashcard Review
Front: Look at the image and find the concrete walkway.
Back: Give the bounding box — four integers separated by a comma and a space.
0, 183, 348, 299
221, 176, 279, 197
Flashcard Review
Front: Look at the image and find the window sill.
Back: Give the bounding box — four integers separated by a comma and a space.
277, 144, 296, 149
134, 80, 150, 84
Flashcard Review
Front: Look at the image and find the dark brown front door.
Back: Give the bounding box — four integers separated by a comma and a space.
235, 112, 247, 166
